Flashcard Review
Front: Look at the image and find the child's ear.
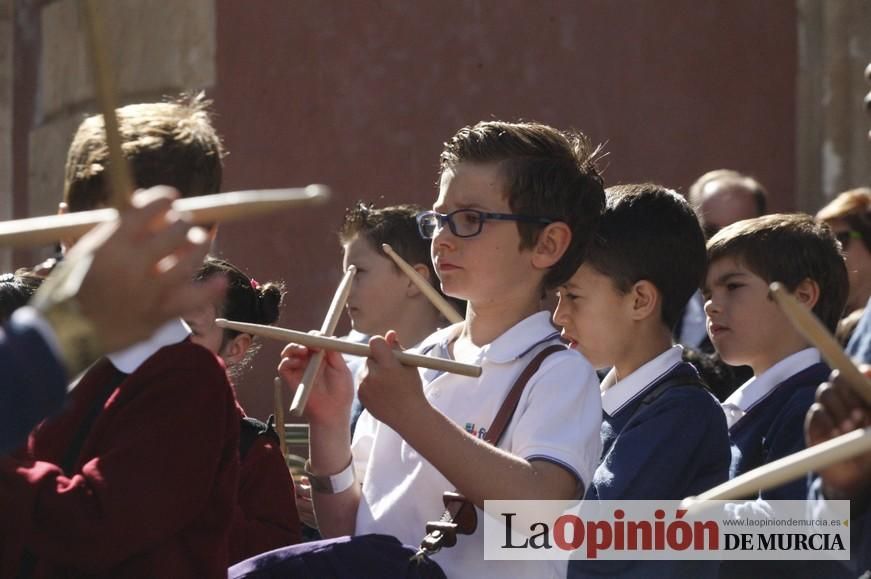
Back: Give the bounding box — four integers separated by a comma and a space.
220, 333, 252, 366
630, 280, 660, 321
405, 264, 431, 297
531, 222, 572, 269
792, 278, 821, 311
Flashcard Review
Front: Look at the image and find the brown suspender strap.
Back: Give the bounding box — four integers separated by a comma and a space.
483, 344, 565, 447
414, 343, 567, 560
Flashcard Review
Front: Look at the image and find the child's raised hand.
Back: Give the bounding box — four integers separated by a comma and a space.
277, 341, 354, 425
358, 330, 428, 430
805, 368, 871, 500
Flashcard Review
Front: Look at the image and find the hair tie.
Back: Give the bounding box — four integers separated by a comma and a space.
249, 278, 260, 290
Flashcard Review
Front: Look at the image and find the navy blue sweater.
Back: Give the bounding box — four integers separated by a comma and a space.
0, 317, 67, 454
728, 362, 829, 501
569, 362, 730, 579
721, 362, 851, 579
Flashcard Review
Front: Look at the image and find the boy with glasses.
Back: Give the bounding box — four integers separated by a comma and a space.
235, 121, 607, 578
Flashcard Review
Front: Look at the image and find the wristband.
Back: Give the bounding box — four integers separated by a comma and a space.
303, 457, 356, 494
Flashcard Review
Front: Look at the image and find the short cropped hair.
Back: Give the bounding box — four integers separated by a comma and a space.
815, 187, 871, 253
439, 121, 606, 289
339, 201, 464, 314
707, 213, 848, 332
688, 169, 768, 216
584, 183, 707, 330
64, 92, 224, 212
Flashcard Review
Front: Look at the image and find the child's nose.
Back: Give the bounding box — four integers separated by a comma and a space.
552, 297, 568, 327
432, 220, 456, 249
703, 295, 719, 317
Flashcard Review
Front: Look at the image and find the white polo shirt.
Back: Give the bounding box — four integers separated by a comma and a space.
351, 311, 603, 579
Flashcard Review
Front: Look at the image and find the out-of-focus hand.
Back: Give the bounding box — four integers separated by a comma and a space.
805, 367, 871, 501
75, 186, 225, 352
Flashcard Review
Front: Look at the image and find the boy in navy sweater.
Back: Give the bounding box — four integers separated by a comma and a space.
704, 213, 849, 578
553, 184, 731, 578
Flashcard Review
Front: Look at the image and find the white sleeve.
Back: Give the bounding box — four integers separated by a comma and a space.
350, 408, 377, 480
507, 350, 603, 490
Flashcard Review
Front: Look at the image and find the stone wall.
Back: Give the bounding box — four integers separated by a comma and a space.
14, 0, 216, 264
797, 0, 871, 210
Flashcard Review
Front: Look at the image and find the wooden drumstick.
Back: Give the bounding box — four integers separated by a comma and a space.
770, 282, 871, 404
273, 377, 289, 460
290, 266, 357, 416
80, 0, 134, 209
683, 427, 871, 504
0, 186, 330, 248
216, 319, 482, 378
382, 243, 464, 324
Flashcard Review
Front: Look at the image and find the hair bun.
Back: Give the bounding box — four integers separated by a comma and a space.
256, 281, 285, 325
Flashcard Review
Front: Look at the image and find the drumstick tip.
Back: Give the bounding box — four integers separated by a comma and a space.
304, 184, 331, 204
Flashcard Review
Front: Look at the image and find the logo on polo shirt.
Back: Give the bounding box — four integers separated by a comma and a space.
465, 422, 488, 439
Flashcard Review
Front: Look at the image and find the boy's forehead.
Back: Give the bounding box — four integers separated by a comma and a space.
435, 163, 509, 211
342, 235, 383, 262
705, 255, 759, 282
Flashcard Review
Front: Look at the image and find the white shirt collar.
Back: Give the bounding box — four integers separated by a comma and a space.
721, 347, 821, 428
106, 318, 191, 374
600, 345, 684, 416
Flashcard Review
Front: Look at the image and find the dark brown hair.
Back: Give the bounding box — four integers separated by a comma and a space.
439, 121, 606, 289
339, 201, 465, 315
195, 256, 284, 372
585, 183, 707, 330
64, 92, 224, 212
706, 213, 848, 332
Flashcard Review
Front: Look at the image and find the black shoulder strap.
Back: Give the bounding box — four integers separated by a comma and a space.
600, 367, 708, 469
638, 368, 706, 407
239, 415, 280, 460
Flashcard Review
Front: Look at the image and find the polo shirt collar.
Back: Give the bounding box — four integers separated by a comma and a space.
425, 311, 561, 365
600, 345, 684, 416
107, 318, 191, 374
722, 347, 820, 423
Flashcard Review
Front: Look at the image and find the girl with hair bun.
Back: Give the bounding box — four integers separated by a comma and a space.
185, 256, 301, 563
188, 257, 284, 379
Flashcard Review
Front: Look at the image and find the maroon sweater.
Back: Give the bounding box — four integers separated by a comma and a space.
229, 418, 302, 564
0, 341, 239, 578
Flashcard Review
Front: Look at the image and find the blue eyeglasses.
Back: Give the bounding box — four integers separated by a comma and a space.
416, 209, 553, 239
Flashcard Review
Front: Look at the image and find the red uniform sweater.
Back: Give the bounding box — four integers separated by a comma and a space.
0, 341, 239, 578
229, 418, 302, 564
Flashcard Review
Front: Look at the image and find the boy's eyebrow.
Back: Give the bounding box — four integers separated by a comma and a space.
431, 203, 497, 215
711, 271, 749, 286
